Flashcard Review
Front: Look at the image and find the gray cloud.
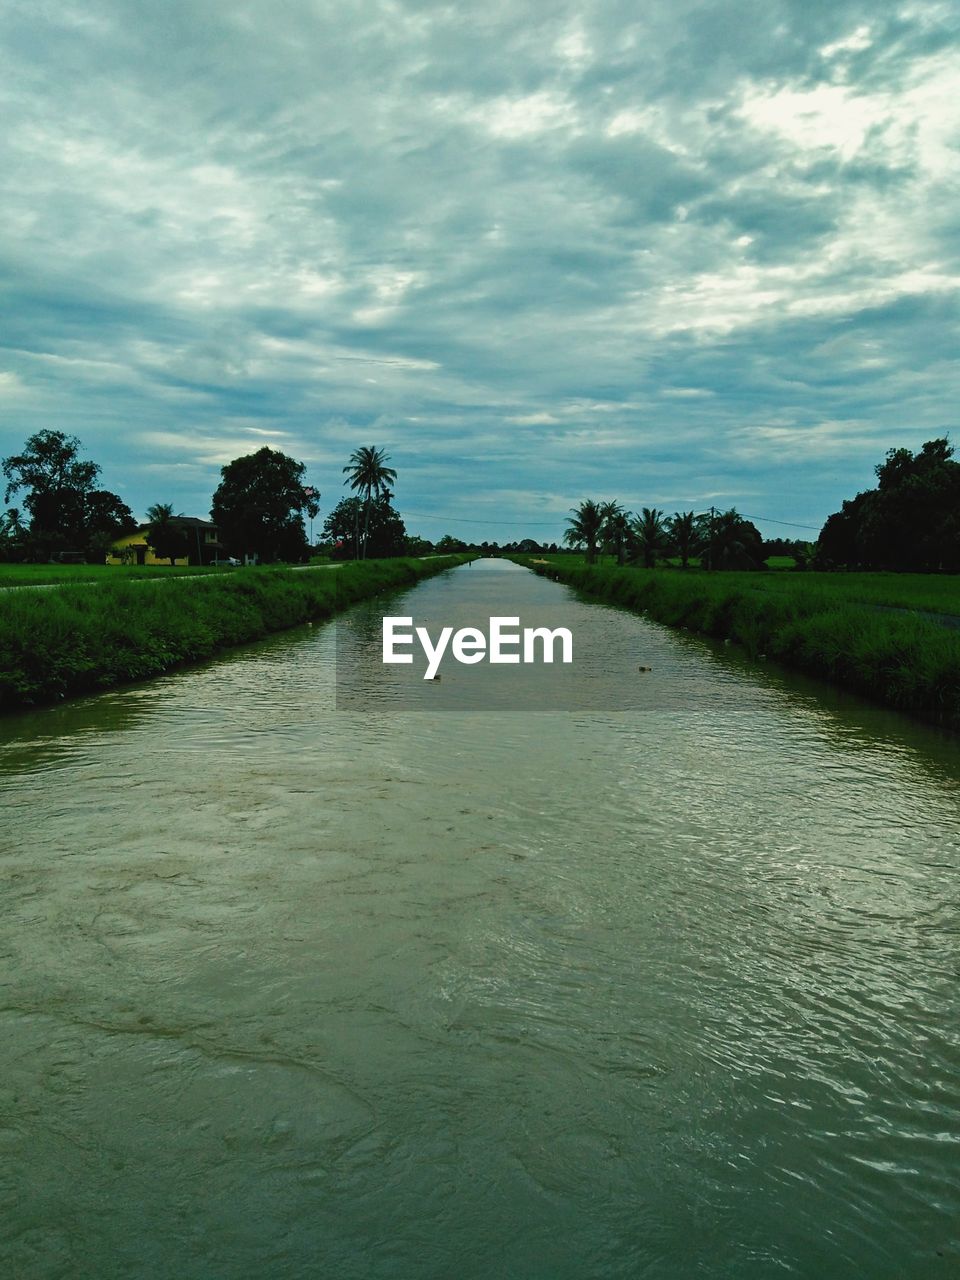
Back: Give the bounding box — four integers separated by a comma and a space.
1, 0, 958, 540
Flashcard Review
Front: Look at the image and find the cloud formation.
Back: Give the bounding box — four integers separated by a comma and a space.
1, 0, 958, 539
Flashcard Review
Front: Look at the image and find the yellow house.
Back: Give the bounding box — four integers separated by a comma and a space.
107, 517, 225, 566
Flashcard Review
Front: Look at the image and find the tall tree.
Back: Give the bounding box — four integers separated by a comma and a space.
342, 446, 397, 559
2, 430, 100, 541
145, 503, 188, 565
564, 499, 604, 564
667, 511, 699, 569
2, 430, 133, 559
82, 491, 136, 540
632, 507, 669, 569
211, 447, 319, 563
601, 501, 632, 565
817, 439, 960, 571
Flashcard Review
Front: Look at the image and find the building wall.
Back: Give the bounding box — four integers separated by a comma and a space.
107, 524, 222, 566
105, 535, 191, 566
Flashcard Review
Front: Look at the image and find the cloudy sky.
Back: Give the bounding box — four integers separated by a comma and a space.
1, 0, 958, 542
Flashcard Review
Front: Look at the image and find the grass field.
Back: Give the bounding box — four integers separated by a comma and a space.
0, 563, 223, 587
528, 555, 960, 618
516, 556, 960, 731
0, 556, 472, 710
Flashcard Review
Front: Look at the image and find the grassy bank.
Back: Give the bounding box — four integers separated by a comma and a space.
0, 556, 471, 710
527, 554, 960, 617
515, 558, 960, 731
0, 563, 225, 587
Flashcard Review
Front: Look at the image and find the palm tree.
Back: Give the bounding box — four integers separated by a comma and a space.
0, 507, 24, 537
667, 511, 698, 569
707, 509, 764, 570
564, 499, 604, 564
632, 507, 669, 569
342, 446, 397, 559
601, 501, 632, 565
145, 502, 181, 565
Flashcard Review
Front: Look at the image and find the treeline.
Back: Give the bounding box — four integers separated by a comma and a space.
561, 438, 960, 575
0, 432, 409, 566
562, 501, 775, 570
817, 438, 960, 571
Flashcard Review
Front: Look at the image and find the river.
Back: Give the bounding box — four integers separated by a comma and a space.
2, 559, 959, 1278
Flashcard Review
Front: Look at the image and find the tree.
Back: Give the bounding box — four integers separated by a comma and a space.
815, 439, 960, 571
82, 490, 137, 563
698, 509, 764, 570
436, 533, 467, 553
0, 507, 26, 562
2, 430, 134, 560
632, 507, 669, 569
211, 447, 319, 563
667, 511, 699, 569
864, 438, 960, 570
405, 534, 434, 556
600, 501, 632, 565
2, 430, 100, 540
564, 499, 604, 564
145, 503, 189, 565
324, 494, 406, 559
342, 446, 398, 559
816, 493, 871, 569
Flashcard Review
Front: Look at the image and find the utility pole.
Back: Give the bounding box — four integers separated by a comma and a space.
304, 486, 319, 551
709, 506, 716, 571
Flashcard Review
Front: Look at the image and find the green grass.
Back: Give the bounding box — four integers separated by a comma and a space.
514, 557, 960, 731
528, 555, 960, 617
0, 555, 473, 710
0, 563, 223, 587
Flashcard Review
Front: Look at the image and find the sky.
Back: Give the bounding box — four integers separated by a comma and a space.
1, 0, 958, 544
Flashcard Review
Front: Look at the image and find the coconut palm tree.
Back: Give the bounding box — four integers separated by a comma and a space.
601, 501, 632, 565
145, 502, 185, 565
632, 507, 669, 569
564, 499, 604, 564
667, 510, 698, 569
705, 509, 764, 570
342, 446, 397, 559
0, 506, 24, 537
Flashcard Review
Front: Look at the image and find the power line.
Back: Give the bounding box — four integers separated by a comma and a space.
402, 510, 559, 526
739, 513, 820, 531
402, 508, 821, 532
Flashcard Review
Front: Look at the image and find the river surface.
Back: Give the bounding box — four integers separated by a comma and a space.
2, 559, 959, 1279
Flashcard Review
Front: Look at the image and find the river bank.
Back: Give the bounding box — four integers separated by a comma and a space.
0, 555, 471, 710
512, 556, 960, 732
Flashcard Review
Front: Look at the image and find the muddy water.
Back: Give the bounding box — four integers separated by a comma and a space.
2, 560, 959, 1278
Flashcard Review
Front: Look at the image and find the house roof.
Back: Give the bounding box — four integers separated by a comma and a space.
111, 515, 223, 550
140, 515, 218, 530
124, 516, 218, 534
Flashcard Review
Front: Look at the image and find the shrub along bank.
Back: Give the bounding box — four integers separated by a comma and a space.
0, 556, 471, 710
515, 558, 960, 731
